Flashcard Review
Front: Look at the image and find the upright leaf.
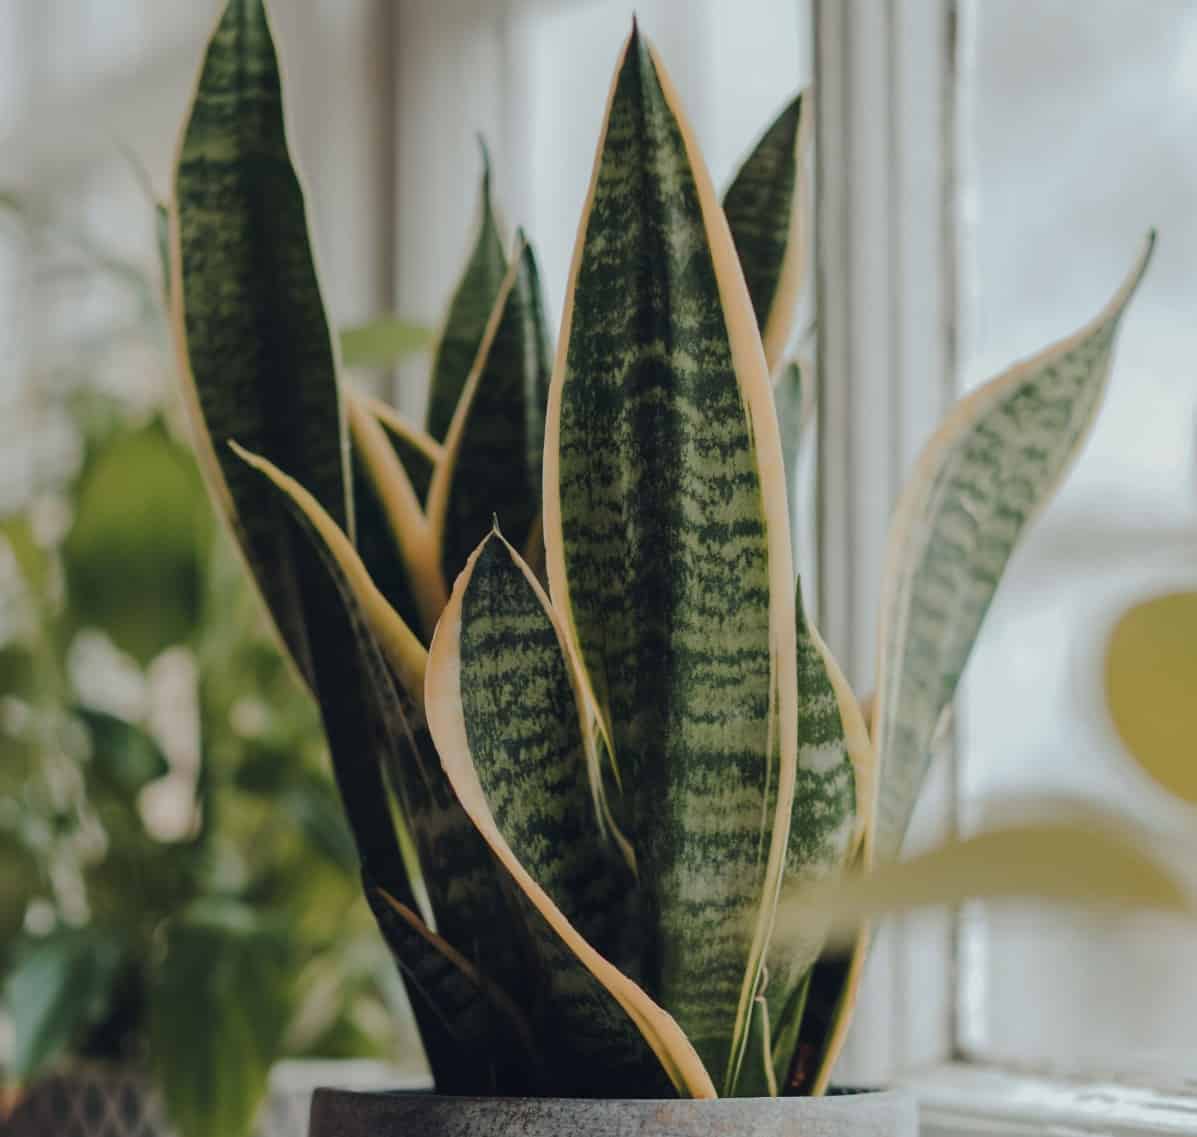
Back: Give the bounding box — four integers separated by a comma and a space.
425, 153, 508, 441
723, 92, 809, 372
235, 448, 535, 1063
429, 238, 552, 587
359, 395, 442, 504
873, 234, 1155, 861
734, 588, 860, 1096
171, 0, 350, 683
542, 27, 800, 1091
426, 531, 716, 1098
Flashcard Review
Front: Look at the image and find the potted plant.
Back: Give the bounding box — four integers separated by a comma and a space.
164, 2, 1173, 1134
0, 306, 412, 1133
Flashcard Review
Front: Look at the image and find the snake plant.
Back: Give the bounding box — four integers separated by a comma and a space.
168, 0, 1156, 1100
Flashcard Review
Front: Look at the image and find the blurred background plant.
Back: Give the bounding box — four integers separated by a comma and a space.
0, 178, 422, 1137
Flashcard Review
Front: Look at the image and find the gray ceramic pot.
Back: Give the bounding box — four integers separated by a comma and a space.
308, 1089, 918, 1137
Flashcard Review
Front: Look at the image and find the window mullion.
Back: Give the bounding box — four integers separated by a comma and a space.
812, 0, 959, 1085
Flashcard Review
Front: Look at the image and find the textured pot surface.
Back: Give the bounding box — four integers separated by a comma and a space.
308, 1089, 918, 1137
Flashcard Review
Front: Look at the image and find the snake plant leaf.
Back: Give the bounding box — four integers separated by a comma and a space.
348, 395, 446, 639
543, 26, 800, 1092
229, 448, 511, 1093
428, 238, 551, 587
777, 816, 1189, 950
873, 233, 1156, 863
1105, 591, 1197, 805
171, 0, 351, 685
369, 884, 541, 1094
426, 530, 717, 1099
358, 394, 442, 504
340, 319, 432, 369
733, 588, 862, 1096
233, 444, 532, 1019
723, 92, 809, 372
426, 149, 508, 442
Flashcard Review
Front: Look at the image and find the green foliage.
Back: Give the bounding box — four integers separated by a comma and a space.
149, 903, 294, 1137
166, 0, 1158, 1106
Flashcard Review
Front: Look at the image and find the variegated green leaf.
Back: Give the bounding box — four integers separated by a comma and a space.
171, 0, 350, 684
425, 152, 508, 441
734, 586, 859, 1097
233, 446, 534, 1061
429, 238, 551, 587
543, 27, 799, 1092
340, 318, 431, 369
368, 884, 541, 1094
723, 92, 809, 372
360, 394, 442, 504
873, 234, 1155, 862
426, 529, 716, 1098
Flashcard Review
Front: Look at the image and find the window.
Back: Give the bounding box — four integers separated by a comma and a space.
958, 0, 1197, 1083
4, 1, 1194, 1131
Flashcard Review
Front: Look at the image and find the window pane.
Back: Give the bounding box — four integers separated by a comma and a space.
960, 0, 1197, 1078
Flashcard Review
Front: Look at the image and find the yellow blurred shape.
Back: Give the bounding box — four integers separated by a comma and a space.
1105, 591, 1197, 805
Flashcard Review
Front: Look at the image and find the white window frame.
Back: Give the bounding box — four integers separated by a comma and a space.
814, 2, 1197, 1133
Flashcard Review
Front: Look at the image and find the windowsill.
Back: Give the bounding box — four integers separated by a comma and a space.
907, 1063, 1197, 1136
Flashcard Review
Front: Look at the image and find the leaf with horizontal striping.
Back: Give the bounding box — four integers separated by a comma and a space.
170, 0, 350, 685
369, 883, 542, 1095
426, 530, 716, 1098
429, 238, 552, 588
425, 150, 508, 442
543, 26, 799, 1093
232, 446, 533, 1026
732, 586, 861, 1096
723, 92, 810, 373
872, 234, 1156, 863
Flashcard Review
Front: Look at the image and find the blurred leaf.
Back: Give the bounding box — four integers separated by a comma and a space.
63, 421, 210, 664
3, 927, 125, 1082
777, 816, 1189, 952
78, 708, 170, 796
150, 902, 293, 1137
339, 320, 431, 369
1, 517, 50, 598
1105, 590, 1197, 805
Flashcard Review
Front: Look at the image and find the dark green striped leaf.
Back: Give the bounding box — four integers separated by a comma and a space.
234, 447, 534, 1083
733, 586, 860, 1096
368, 884, 541, 1095
429, 238, 551, 587
543, 27, 800, 1093
425, 153, 508, 441
723, 92, 809, 372
873, 234, 1155, 862
171, 0, 350, 685
426, 529, 716, 1098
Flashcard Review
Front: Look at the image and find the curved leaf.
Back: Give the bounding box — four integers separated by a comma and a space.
723, 92, 810, 372
426, 529, 716, 1098
873, 234, 1156, 862
735, 588, 861, 1096
171, 0, 351, 684
429, 238, 551, 587
542, 26, 799, 1091
358, 394, 442, 504
425, 152, 508, 441
4, 929, 124, 1082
